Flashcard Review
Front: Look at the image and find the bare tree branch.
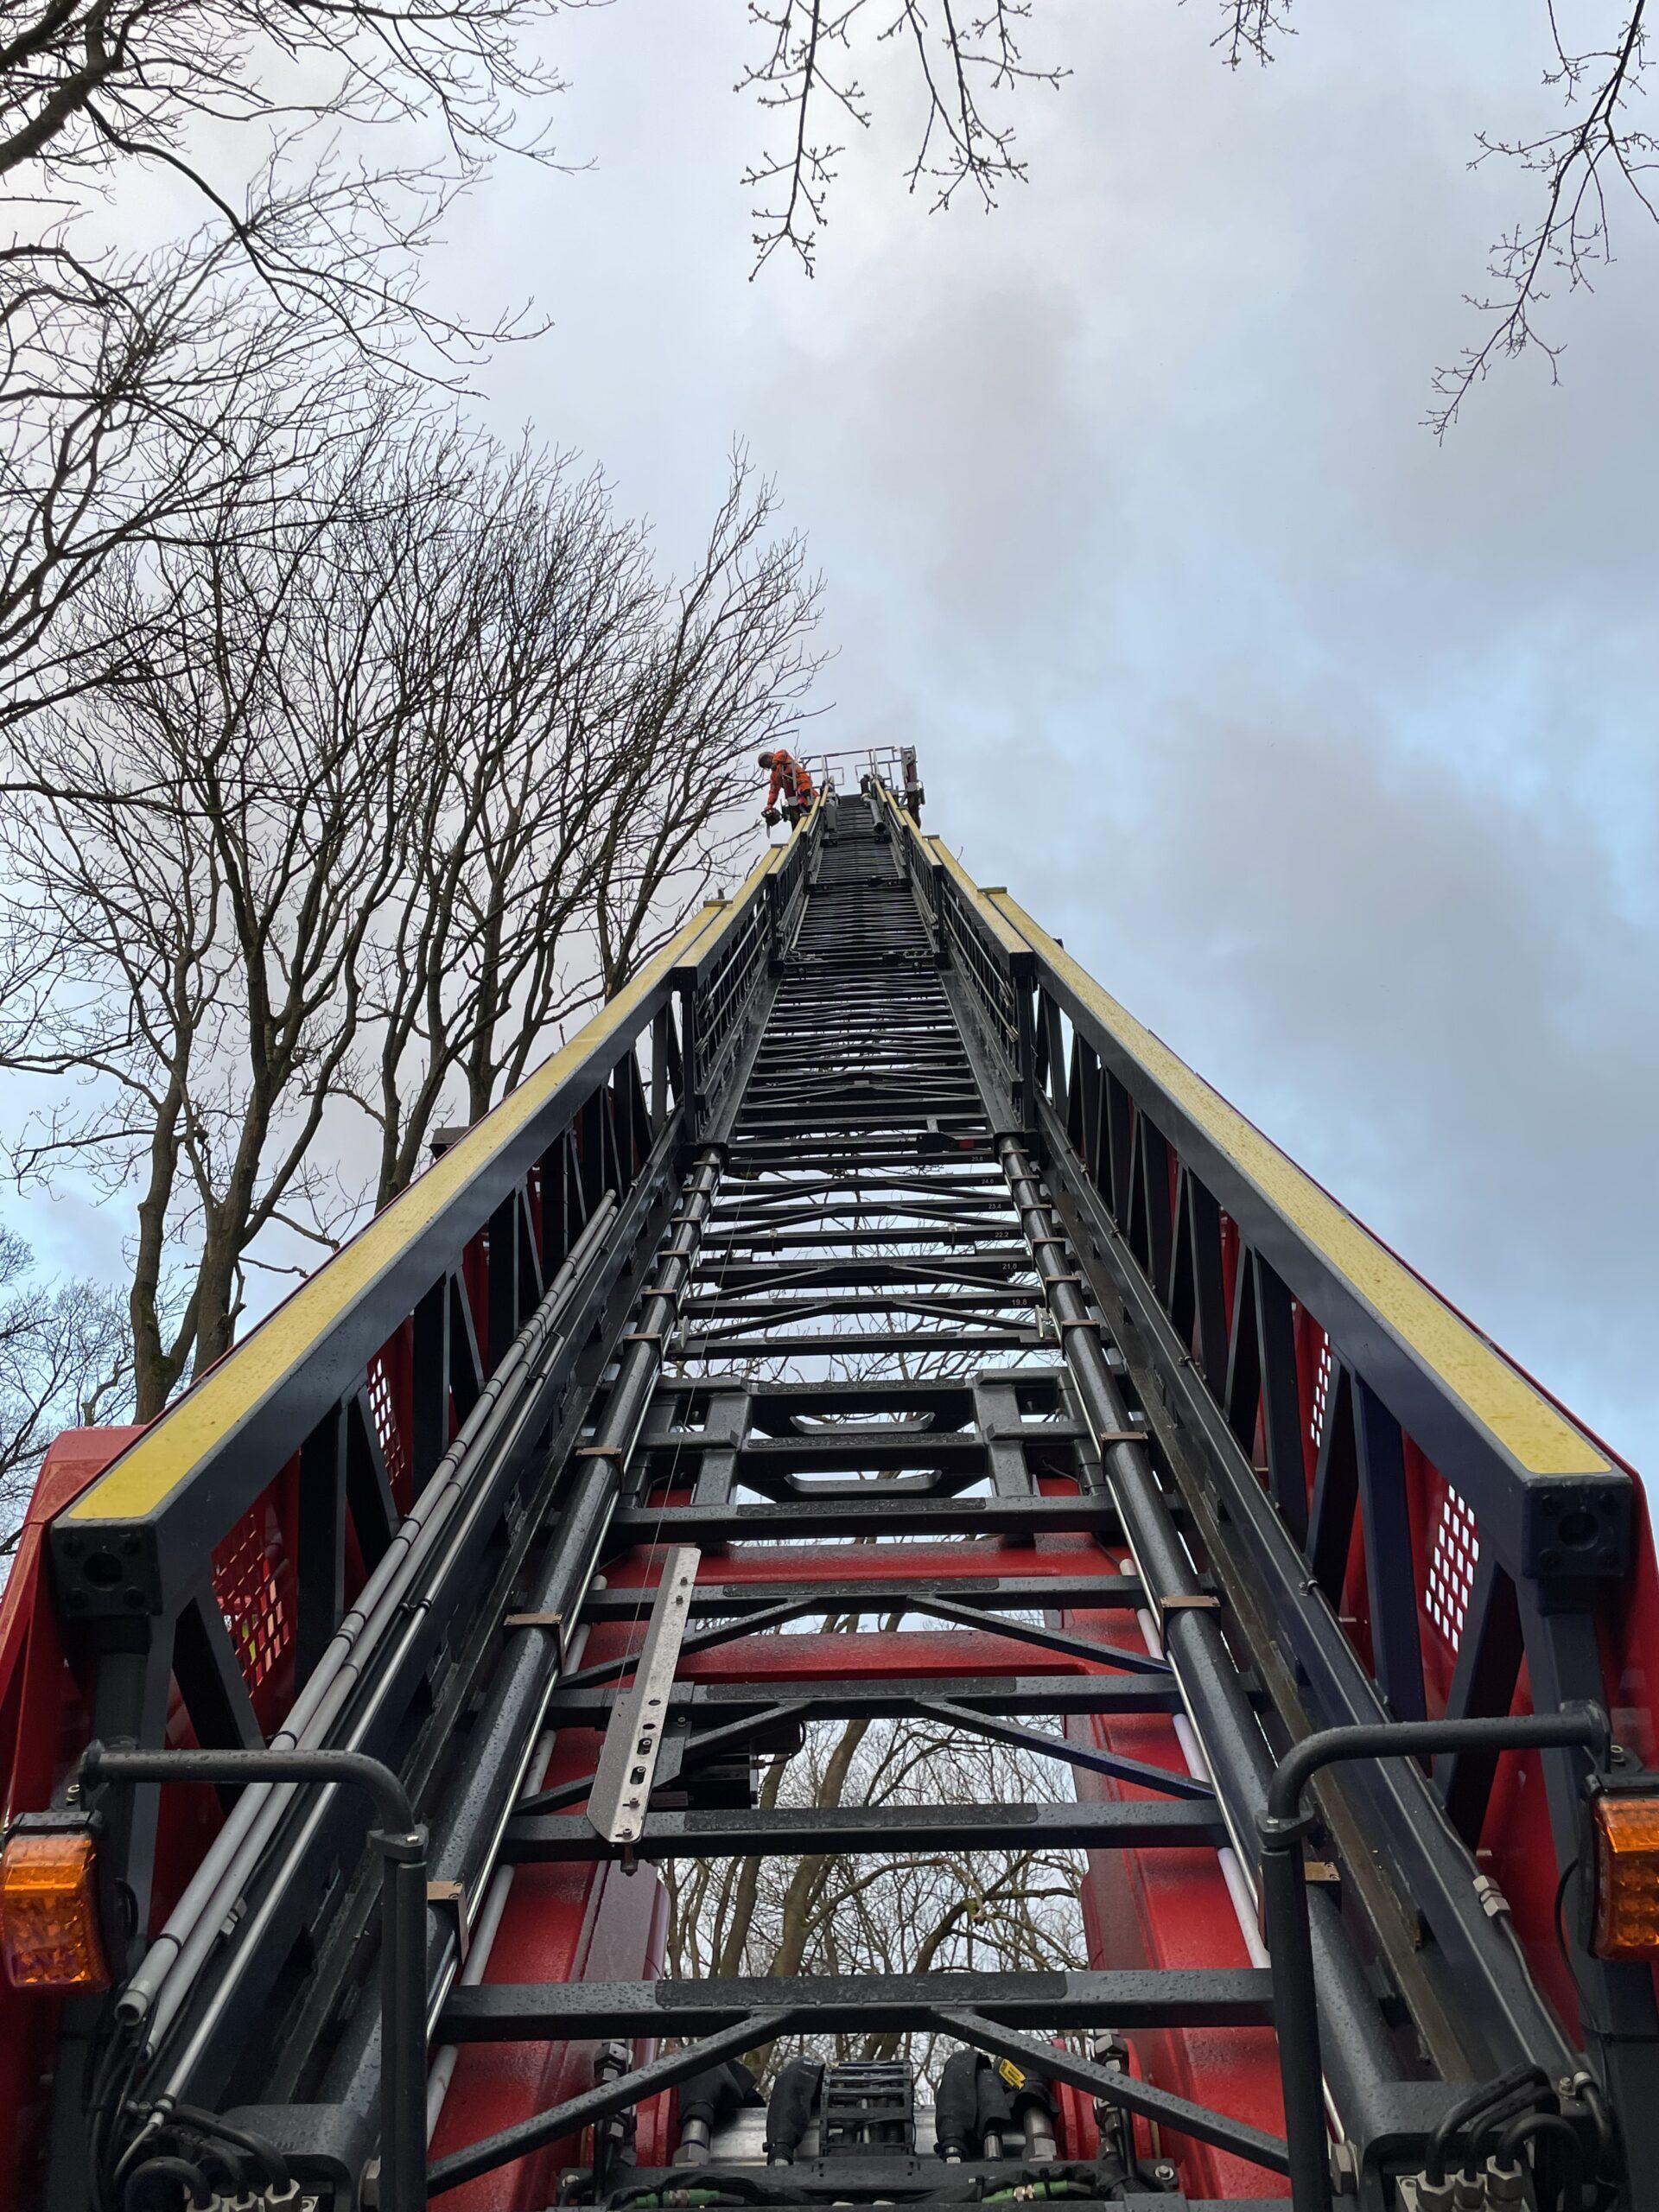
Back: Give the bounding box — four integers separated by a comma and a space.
1431, 3, 1652, 434
0, 1223, 130, 1554
0, 408, 825, 1415
739, 2, 1068, 275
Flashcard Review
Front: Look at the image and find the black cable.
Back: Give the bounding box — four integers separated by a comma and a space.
1423, 2064, 1548, 2186
121, 2154, 211, 2212
84, 2016, 130, 2212
1498, 2110, 1586, 2212
1466, 2078, 1559, 2166
91, 2031, 152, 2212
171, 2105, 293, 2194
1554, 1858, 1607, 2038
606, 2185, 743, 2202
1576, 2074, 1615, 2171
607, 2177, 810, 2209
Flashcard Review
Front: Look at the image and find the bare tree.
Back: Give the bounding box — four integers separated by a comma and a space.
1213, 0, 1294, 70
0, 1225, 129, 1556
354, 443, 824, 1205
736, 3, 1659, 429
0, 0, 566, 353
0, 410, 825, 1410
665, 1693, 1084, 2084
0, 0, 562, 184
345, 430, 660, 1203
588, 455, 825, 996
0, 410, 430, 1415
1210, 0, 1659, 430
0, 231, 400, 737
1430, 3, 1655, 433
0, 0, 575, 758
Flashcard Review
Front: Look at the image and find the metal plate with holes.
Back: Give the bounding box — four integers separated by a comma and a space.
585, 1546, 702, 1846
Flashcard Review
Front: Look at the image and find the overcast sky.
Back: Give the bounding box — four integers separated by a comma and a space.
443, 1, 1659, 1471
19, 3, 1659, 1471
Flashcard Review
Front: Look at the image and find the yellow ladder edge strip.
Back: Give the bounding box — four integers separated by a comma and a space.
977, 880, 1609, 1478
868, 784, 1607, 1478
67, 836, 797, 1525
920, 836, 1605, 1481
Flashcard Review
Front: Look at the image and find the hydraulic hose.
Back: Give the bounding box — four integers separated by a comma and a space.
171, 2106, 292, 2195
121, 2158, 210, 2212
675, 2059, 757, 2166
976, 2061, 1017, 2158
1423, 2066, 1548, 2187
764, 2058, 824, 2164
935, 2051, 983, 2163
1496, 2111, 1586, 2212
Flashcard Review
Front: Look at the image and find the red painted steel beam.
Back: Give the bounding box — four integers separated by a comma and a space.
1065, 1567, 1287, 2201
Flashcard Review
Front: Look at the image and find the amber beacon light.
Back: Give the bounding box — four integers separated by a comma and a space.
1591, 1789, 1659, 1961
0, 1819, 111, 1992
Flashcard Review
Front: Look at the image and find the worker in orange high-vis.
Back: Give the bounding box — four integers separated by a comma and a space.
759, 748, 816, 827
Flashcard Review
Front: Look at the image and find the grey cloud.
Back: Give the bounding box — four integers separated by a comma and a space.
26, 0, 1656, 1465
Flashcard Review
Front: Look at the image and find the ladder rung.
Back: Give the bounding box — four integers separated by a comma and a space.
608, 1496, 1117, 1541
543, 1673, 1187, 1719
439, 1964, 1274, 2041
501, 1798, 1225, 1864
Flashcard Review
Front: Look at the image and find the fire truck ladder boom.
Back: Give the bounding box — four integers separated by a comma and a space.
3, 767, 1656, 2212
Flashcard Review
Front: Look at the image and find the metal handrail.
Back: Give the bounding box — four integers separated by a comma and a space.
1256, 1708, 1609, 2212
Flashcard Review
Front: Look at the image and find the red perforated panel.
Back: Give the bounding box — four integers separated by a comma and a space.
1308, 1333, 1332, 1454
210, 1478, 296, 1703
366, 1348, 410, 1504
1425, 1486, 1480, 1657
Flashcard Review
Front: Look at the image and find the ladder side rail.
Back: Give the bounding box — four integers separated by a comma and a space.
12, 825, 811, 2207
867, 781, 1030, 1125
899, 792, 1659, 2168
293, 826, 821, 2161
110, 1125, 678, 2131
995, 900, 1659, 2126
38, 912, 702, 1966
48, 845, 799, 1701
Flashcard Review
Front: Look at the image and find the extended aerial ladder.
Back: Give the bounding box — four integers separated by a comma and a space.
3, 766, 1657, 2212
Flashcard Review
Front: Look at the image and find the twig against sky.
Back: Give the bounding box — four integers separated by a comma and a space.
738, 1, 1069, 275
1431, 2, 1653, 433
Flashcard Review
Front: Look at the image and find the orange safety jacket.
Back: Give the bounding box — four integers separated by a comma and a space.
765, 750, 816, 809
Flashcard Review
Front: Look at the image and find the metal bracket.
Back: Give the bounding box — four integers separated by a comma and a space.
427, 1878, 471, 1966
1157, 1592, 1222, 1649
504, 1611, 569, 1670
586, 1547, 702, 1852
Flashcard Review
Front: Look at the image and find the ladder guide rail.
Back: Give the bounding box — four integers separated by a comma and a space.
0, 772, 1652, 2212
874, 781, 1659, 2127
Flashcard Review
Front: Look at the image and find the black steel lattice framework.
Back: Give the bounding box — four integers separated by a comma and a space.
31, 779, 1652, 2212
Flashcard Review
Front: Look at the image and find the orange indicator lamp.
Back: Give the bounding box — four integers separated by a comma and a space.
1590, 1788, 1659, 1961
0, 1819, 111, 1992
